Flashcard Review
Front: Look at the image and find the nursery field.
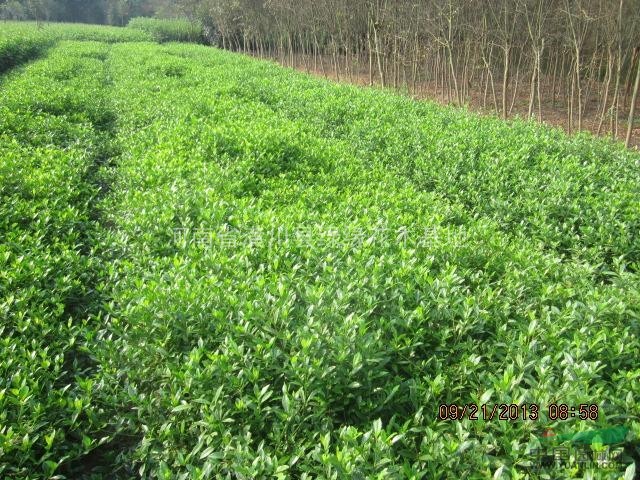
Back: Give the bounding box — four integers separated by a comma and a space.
1, 23, 639, 479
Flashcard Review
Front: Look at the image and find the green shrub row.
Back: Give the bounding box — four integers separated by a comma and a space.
0, 22, 154, 75
0, 42, 123, 478
0, 20, 203, 75
0, 25, 54, 74
126, 17, 205, 44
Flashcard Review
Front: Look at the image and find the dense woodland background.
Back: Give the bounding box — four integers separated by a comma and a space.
3, 0, 640, 145
0, 0, 178, 24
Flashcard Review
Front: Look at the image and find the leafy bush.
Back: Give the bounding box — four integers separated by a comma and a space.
127, 17, 204, 43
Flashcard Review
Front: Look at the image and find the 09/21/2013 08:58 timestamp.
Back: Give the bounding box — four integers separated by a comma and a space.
438, 403, 599, 421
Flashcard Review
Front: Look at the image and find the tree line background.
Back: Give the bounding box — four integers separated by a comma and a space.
0, 0, 178, 25
3, 0, 640, 145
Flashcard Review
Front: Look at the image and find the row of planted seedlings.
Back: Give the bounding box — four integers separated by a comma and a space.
0, 41, 132, 478
93, 41, 639, 478
0, 23, 153, 76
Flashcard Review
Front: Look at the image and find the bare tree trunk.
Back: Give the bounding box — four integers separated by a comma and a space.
569, 62, 575, 134
483, 68, 489, 109
611, 48, 623, 138
434, 50, 440, 97
623, 48, 639, 108
547, 53, 554, 107
508, 50, 523, 116
481, 44, 499, 115
502, 45, 510, 119
597, 49, 614, 135
447, 42, 459, 105
582, 45, 602, 116
412, 33, 419, 95
367, 28, 374, 86
626, 50, 640, 148
335, 42, 341, 79
575, 47, 583, 131
392, 34, 398, 89
372, 20, 385, 88
537, 53, 543, 122
528, 53, 538, 119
